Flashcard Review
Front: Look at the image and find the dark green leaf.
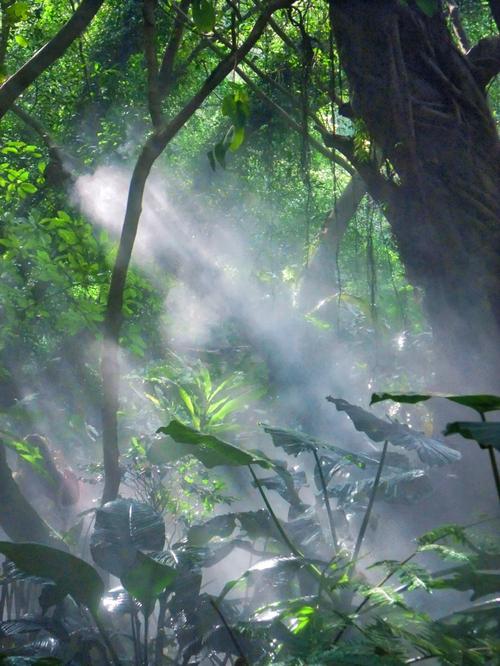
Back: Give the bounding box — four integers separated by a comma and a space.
192, 0, 215, 33
370, 392, 500, 415
263, 424, 371, 467
0, 542, 103, 613
444, 422, 500, 451
121, 552, 177, 616
415, 0, 439, 17
153, 420, 273, 468
327, 397, 461, 466
90, 499, 165, 577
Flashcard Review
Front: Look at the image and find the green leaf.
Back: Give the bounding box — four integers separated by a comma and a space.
415, 0, 439, 17
6, 1, 29, 23
328, 397, 461, 466
229, 125, 245, 152
0, 542, 103, 613
19, 182, 37, 194
370, 392, 500, 416
214, 140, 227, 169
151, 420, 273, 469
0, 431, 50, 479
443, 422, 500, 451
178, 386, 196, 418
90, 499, 165, 577
121, 551, 177, 616
14, 34, 28, 47
192, 0, 215, 32
187, 514, 236, 546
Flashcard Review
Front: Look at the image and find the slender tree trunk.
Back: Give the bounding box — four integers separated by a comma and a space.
298, 173, 366, 312
100, 0, 294, 503
331, 0, 500, 391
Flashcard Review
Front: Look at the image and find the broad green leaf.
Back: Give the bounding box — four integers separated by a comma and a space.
328, 397, 461, 466
370, 392, 500, 415
443, 421, 500, 451
263, 424, 372, 467
90, 499, 165, 577
214, 140, 227, 169
0, 542, 103, 613
121, 552, 176, 616
14, 34, 28, 48
152, 420, 273, 468
187, 514, 236, 546
192, 0, 215, 32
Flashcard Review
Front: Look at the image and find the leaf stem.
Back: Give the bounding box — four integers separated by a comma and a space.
312, 448, 338, 550
352, 440, 388, 564
92, 611, 122, 666
248, 464, 323, 582
210, 598, 248, 664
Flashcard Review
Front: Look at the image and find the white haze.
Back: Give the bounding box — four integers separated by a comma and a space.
71, 163, 496, 593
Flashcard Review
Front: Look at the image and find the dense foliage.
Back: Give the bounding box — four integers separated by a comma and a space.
0, 0, 498, 664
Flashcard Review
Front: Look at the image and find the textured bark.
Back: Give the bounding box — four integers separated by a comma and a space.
0, 0, 105, 119
331, 0, 500, 391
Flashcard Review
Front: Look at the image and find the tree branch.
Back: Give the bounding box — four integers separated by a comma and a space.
101, 0, 296, 504
447, 1, 470, 52
467, 35, 500, 89
158, 0, 191, 99
0, 0, 105, 120
10, 103, 75, 183
143, 0, 162, 128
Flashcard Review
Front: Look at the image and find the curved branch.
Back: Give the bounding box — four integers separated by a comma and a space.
467, 35, 500, 89
0, 0, 105, 120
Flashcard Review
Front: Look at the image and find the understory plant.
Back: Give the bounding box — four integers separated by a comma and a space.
0, 394, 499, 665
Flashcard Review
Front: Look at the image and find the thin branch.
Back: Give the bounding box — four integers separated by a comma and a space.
467, 35, 500, 89
447, 1, 470, 52
0, 0, 106, 120
158, 0, 191, 98
0, 1, 12, 73
143, 0, 162, 128
10, 103, 75, 182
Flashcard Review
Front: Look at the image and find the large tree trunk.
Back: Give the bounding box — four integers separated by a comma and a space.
331, 0, 500, 391
0, 444, 62, 547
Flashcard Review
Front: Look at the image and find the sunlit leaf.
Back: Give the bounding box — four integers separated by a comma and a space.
152, 420, 273, 468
